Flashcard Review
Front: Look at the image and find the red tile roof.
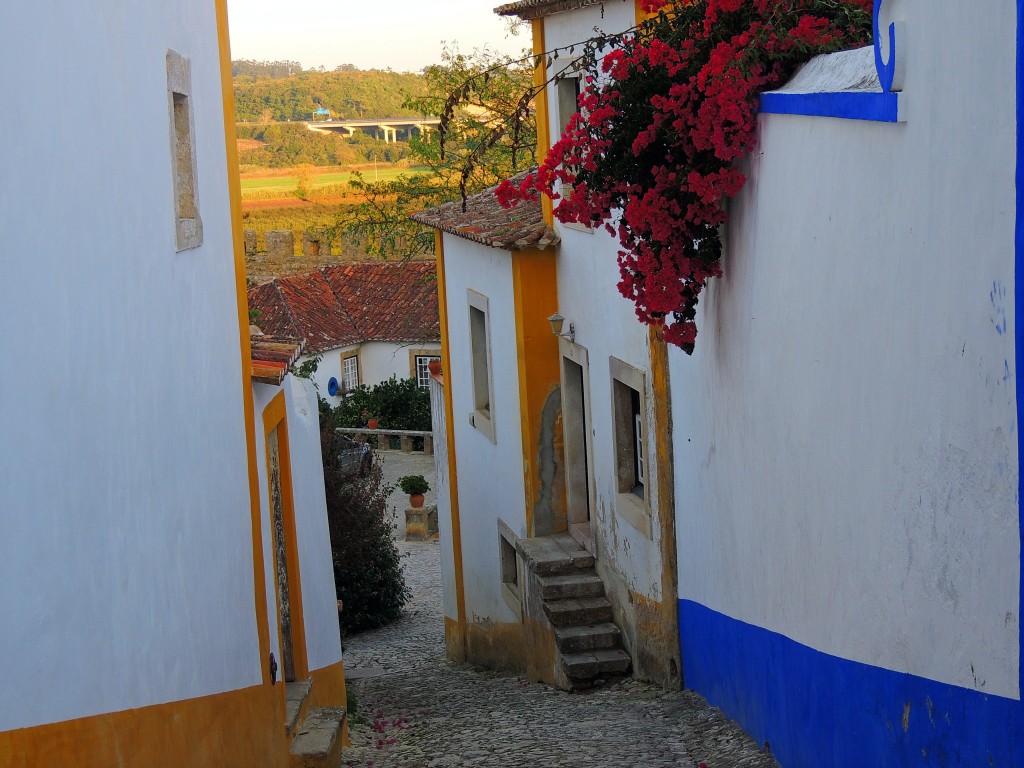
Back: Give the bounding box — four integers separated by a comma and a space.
410, 172, 558, 251
494, 0, 602, 20
250, 331, 302, 385
247, 262, 440, 355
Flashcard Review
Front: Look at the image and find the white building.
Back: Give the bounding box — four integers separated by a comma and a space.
423, 0, 1024, 764
248, 262, 442, 401
415, 8, 682, 685
1, 4, 346, 765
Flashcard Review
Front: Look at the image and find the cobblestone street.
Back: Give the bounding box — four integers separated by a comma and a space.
341, 539, 780, 768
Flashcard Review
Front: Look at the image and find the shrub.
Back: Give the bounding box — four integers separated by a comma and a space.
321, 426, 409, 635
323, 376, 431, 431
397, 474, 430, 495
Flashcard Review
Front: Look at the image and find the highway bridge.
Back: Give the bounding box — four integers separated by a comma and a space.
306, 117, 441, 143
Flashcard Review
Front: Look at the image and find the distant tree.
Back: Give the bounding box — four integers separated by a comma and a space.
232, 68, 427, 122
294, 163, 315, 200
333, 44, 534, 258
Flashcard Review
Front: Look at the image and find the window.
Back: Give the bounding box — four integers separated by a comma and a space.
342, 354, 359, 391
610, 357, 651, 537
166, 50, 202, 251
467, 289, 495, 442
415, 355, 441, 388
556, 74, 582, 135
498, 519, 522, 617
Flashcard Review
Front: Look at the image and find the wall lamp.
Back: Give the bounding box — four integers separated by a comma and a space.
547, 312, 575, 344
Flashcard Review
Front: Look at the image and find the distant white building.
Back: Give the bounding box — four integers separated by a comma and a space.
1, 3, 346, 765
248, 262, 441, 400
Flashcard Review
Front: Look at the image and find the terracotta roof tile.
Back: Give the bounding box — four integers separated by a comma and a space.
410, 171, 559, 252
494, 0, 602, 20
247, 262, 440, 355
250, 332, 302, 385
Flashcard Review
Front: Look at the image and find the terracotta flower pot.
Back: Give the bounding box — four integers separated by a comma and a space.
367, 418, 378, 429
427, 359, 442, 375
409, 493, 425, 508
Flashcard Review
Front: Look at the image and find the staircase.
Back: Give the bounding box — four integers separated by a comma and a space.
519, 534, 632, 690
285, 679, 346, 768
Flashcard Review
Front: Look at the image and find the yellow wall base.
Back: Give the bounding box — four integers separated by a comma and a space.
0, 684, 288, 768
308, 660, 348, 746
464, 620, 529, 674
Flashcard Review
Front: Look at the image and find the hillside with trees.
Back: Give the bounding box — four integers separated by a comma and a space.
232, 62, 428, 122
236, 123, 411, 168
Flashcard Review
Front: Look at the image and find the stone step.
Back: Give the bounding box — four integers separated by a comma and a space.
539, 572, 605, 601
289, 706, 347, 768
554, 622, 623, 653
561, 648, 632, 682
285, 679, 313, 736
518, 535, 595, 576
543, 596, 613, 627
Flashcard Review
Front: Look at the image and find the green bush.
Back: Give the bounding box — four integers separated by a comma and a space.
321, 427, 408, 635
323, 376, 431, 431
397, 474, 429, 495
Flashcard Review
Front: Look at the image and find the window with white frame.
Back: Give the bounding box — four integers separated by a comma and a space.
415, 355, 441, 388
467, 289, 495, 442
610, 357, 650, 537
342, 354, 359, 391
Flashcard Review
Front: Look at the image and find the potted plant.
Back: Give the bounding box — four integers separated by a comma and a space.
362, 410, 378, 430
398, 474, 430, 508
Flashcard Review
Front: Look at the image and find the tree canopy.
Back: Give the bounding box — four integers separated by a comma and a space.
232, 64, 428, 122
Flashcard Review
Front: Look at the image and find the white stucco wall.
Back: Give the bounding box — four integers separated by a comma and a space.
361, 341, 442, 385
543, 0, 667, 601
0, 2, 261, 731
429, 377, 459, 622
253, 377, 342, 674
441, 235, 527, 622
672, 3, 1020, 697
307, 341, 442, 405
555, 226, 664, 600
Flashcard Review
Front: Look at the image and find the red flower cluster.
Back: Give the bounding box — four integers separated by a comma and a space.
498, 0, 873, 352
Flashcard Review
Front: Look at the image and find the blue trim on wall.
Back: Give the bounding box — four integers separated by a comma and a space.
758, 91, 899, 123
679, 601, 1024, 767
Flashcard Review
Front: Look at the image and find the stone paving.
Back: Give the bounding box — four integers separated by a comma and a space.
341, 539, 781, 768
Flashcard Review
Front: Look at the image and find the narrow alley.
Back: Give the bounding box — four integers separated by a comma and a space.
341, 539, 781, 768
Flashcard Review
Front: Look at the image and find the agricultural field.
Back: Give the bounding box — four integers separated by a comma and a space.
240, 165, 423, 196
240, 163, 423, 281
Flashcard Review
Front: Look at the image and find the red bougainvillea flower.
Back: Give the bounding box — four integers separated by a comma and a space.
497, 0, 873, 352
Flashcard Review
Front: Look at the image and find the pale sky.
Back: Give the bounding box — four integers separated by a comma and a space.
227, 0, 528, 73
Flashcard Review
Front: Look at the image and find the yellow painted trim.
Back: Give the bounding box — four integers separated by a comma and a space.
0, 684, 287, 768
511, 249, 564, 535
307, 659, 349, 746
263, 390, 310, 682
434, 231, 468, 658
532, 18, 554, 227
215, 0, 273, 687
648, 324, 682, 686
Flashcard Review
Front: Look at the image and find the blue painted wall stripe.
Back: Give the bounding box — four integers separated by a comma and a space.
679, 601, 1023, 767
758, 91, 899, 123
